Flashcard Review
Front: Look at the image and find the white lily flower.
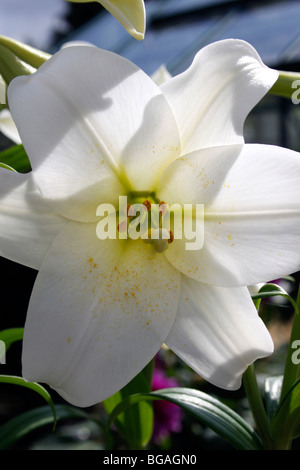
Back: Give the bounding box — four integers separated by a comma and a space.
66, 0, 146, 40
2, 40, 300, 407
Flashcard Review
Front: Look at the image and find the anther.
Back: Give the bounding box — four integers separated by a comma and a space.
117, 220, 127, 233
143, 199, 152, 211
126, 204, 133, 217
159, 201, 168, 216
168, 230, 174, 244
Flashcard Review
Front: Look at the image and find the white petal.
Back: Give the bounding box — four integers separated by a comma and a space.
0, 169, 66, 269
8, 46, 180, 221
0, 109, 21, 144
0, 75, 6, 104
165, 277, 273, 390
61, 41, 96, 49
161, 39, 279, 154
22, 223, 180, 406
151, 65, 172, 86
248, 284, 265, 296
159, 143, 300, 286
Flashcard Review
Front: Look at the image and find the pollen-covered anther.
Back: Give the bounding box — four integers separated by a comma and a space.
143, 199, 152, 211
159, 201, 168, 216
168, 230, 174, 244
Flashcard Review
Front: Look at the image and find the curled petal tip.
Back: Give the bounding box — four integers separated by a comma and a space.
100, 0, 146, 40
132, 30, 145, 41
67, 0, 146, 40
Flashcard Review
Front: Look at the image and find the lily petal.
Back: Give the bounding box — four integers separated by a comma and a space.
22, 223, 180, 407
159, 144, 300, 287
66, 0, 146, 40
8, 46, 180, 221
0, 169, 66, 270
165, 276, 273, 390
0, 75, 6, 104
160, 39, 279, 154
0, 109, 21, 144
151, 65, 172, 86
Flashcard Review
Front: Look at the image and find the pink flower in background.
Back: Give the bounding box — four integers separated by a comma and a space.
151, 367, 183, 444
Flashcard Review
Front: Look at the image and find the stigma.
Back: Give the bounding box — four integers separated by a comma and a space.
143, 228, 174, 253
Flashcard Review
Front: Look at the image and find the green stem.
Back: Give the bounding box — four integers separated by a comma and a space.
273, 436, 292, 450
0, 35, 50, 69
271, 282, 300, 450
269, 70, 300, 99
0, 45, 32, 85
280, 283, 300, 401
243, 364, 274, 450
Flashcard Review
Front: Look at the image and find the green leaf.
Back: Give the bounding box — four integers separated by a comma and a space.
0, 144, 31, 172
0, 404, 92, 450
0, 375, 56, 429
108, 387, 263, 450
104, 362, 154, 449
264, 376, 283, 421
0, 327, 24, 351
271, 378, 300, 443
251, 283, 298, 313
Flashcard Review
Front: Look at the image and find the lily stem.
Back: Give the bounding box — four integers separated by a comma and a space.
243, 364, 274, 450
280, 282, 300, 401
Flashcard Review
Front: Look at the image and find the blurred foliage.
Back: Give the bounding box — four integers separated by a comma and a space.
50, 1, 104, 47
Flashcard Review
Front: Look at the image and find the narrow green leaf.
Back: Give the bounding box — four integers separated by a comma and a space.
271, 378, 300, 442
104, 363, 154, 449
0, 327, 24, 351
0, 162, 16, 171
0, 144, 31, 172
0, 404, 91, 450
243, 365, 274, 450
0, 375, 56, 429
141, 358, 155, 390
252, 283, 298, 313
108, 387, 263, 450
282, 275, 296, 283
